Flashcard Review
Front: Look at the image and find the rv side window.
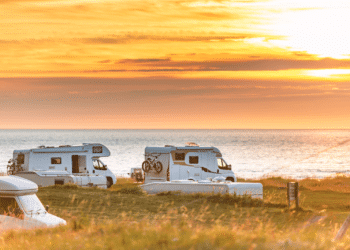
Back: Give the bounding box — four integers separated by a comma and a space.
175, 153, 185, 161
17, 154, 25, 165
189, 156, 199, 164
93, 146, 103, 153
51, 157, 62, 164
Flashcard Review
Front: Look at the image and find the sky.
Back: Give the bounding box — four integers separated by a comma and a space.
1, 0, 350, 129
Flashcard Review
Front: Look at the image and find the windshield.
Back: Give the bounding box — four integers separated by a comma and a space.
93, 159, 107, 170
217, 158, 231, 170
17, 194, 46, 214
0, 197, 23, 217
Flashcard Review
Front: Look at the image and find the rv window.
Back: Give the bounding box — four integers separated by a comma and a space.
51, 157, 62, 164
175, 153, 185, 161
93, 146, 103, 154
189, 156, 199, 164
17, 154, 25, 165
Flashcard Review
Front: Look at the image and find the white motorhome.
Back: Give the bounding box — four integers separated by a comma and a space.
0, 176, 66, 227
142, 143, 237, 184
9, 143, 116, 188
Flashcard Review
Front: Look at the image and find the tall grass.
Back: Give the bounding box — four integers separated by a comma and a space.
1, 177, 350, 249
2, 209, 349, 249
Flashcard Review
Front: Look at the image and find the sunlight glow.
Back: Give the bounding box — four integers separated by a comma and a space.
306, 69, 350, 78
267, 1, 350, 59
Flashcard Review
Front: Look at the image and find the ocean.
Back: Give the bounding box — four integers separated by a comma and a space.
1, 129, 350, 179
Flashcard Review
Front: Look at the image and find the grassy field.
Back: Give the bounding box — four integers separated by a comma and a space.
2, 176, 350, 249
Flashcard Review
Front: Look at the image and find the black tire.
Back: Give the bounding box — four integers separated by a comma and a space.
154, 161, 163, 173
142, 161, 151, 172
226, 177, 235, 182
106, 177, 113, 188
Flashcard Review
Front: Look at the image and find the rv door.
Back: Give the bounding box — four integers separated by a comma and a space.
72, 155, 79, 173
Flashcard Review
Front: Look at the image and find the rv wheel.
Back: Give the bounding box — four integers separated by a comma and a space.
226, 177, 235, 182
106, 177, 113, 188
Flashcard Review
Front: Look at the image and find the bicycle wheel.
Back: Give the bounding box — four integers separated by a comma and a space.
142, 161, 151, 172
154, 161, 163, 173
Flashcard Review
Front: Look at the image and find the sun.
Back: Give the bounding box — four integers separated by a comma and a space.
267, 0, 350, 59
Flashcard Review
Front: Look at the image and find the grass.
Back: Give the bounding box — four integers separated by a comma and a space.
2, 177, 350, 249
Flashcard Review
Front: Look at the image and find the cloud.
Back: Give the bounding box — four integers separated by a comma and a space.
97, 60, 112, 64
113, 57, 350, 72
79, 34, 251, 45
119, 58, 171, 63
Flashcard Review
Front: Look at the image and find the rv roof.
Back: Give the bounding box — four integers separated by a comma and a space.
145, 146, 222, 155
14, 143, 110, 156
0, 176, 38, 196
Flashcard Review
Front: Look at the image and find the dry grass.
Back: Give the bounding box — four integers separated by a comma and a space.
242, 175, 350, 193
2, 210, 349, 249
1, 177, 350, 249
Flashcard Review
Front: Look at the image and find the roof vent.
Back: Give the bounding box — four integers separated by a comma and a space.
37, 145, 45, 149
185, 142, 199, 147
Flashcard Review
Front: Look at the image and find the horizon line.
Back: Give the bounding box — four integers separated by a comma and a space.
1, 128, 350, 130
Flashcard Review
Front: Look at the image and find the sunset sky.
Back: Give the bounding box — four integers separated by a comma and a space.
1, 0, 350, 129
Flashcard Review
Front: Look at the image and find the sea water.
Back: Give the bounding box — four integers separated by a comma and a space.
1, 129, 350, 179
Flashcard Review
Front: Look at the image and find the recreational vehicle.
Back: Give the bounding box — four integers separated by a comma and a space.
8, 143, 116, 188
0, 176, 66, 227
142, 143, 237, 184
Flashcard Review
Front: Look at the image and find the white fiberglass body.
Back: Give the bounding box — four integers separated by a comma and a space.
0, 176, 66, 228
10, 143, 116, 188
143, 144, 237, 184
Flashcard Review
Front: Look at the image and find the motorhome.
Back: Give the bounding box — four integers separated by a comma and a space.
142, 143, 237, 184
0, 176, 66, 227
130, 168, 144, 182
8, 143, 116, 188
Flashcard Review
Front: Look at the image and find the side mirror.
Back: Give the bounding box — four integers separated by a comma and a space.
46, 205, 49, 212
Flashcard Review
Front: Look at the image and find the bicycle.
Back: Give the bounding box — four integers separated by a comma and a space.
142, 156, 163, 173
7, 158, 24, 175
